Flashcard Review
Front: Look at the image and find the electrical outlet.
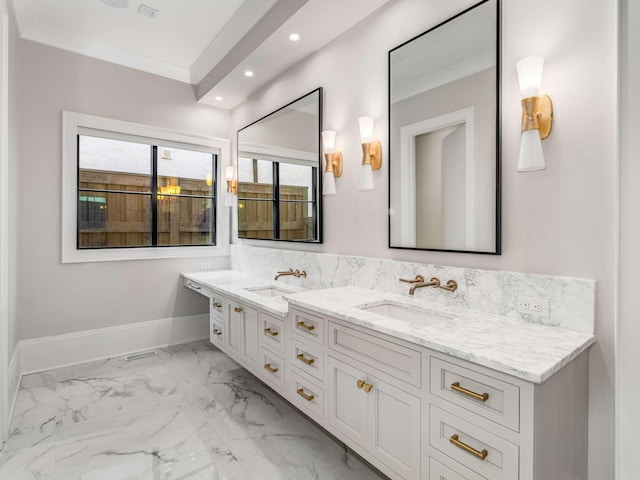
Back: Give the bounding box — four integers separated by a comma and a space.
517, 295, 550, 317
200, 262, 212, 270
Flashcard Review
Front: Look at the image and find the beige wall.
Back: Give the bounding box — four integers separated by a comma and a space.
231, 0, 617, 478
619, 0, 638, 478
17, 41, 231, 340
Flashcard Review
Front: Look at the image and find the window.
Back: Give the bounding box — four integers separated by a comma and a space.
78, 135, 216, 248
237, 156, 318, 240
63, 112, 230, 263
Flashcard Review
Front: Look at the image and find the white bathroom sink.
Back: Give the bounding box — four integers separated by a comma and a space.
360, 302, 449, 327
244, 286, 295, 298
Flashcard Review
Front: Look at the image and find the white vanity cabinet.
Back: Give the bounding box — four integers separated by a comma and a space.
327, 356, 422, 480
225, 299, 259, 371
182, 276, 590, 480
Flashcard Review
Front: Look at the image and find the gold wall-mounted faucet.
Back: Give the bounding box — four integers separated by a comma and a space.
400, 275, 458, 295
274, 268, 307, 281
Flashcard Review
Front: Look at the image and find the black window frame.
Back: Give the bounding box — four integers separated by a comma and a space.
237, 158, 318, 241
76, 134, 218, 250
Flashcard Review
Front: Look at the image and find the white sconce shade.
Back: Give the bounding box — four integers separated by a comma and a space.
358, 116, 374, 143
516, 56, 544, 98
225, 165, 235, 181
359, 163, 374, 191
516, 56, 552, 172
322, 130, 336, 153
518, 129, 545, 171
224, 192, 235, 207
323, 171, 336, 195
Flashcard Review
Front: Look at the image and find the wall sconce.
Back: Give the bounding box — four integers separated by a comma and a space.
321, 130, 343, 195
206, 173, 212, 187
516, 56, 553, 172
224, 165, 237, 207
358, 116, 382, 190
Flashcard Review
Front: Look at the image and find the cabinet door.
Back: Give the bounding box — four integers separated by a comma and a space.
368, 373, 421, 480
242, 305, 259, 370
327, 356, 368, 446
226, 301, 243, 360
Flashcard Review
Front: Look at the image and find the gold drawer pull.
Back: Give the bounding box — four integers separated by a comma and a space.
297, 353, 315, 365
296, 321, 315, 331
449, 434, 488, 460
187, 283, 201, 290
212, 328, 222, 336
296, 388, 315, 402
264, 363, 279, 374
264, 328, 279, 337
212, 302, 222, 308
357, 379, 365, 389
451, 382, 489, 402
234, 307, 243, 313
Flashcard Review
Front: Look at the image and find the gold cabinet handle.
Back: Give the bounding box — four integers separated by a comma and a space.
296, 353, 315, 365
212, 302, 222, 308
264, 363, 279, 374
296, 321, 315, 331
187, 283, 201, 290
449, 434, 488, 460
264, 328, 279, 337
234, 306, 243, 313
296, 388, 314, 402
451, 382, 489, 402
212, 328, 222, 336
356, 380, 373, 393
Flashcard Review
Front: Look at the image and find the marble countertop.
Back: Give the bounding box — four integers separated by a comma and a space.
182, 272, 595, 384
284, 286, 596, 384
182, 270, 306, 317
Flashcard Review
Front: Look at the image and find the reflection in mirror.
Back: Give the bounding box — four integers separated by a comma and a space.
237, 88, 322, 242
389, 0, 500, 254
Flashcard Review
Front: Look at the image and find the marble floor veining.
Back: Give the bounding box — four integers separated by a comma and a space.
0, 340, 385, 480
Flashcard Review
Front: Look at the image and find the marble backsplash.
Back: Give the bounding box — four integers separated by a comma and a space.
229, 245, 596, 334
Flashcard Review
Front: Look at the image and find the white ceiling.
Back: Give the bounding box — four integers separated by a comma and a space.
11, 0, 392, 109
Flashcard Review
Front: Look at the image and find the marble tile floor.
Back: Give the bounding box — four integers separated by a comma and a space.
0, 340, 386, 480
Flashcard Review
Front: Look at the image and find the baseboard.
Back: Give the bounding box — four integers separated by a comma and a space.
18, 314, 209, 375
8, 345, 21, 428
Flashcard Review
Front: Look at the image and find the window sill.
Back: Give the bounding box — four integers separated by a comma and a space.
62, 245, 229, 264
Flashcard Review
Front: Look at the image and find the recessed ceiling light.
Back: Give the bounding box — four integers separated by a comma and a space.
215, 96, 223, 102
244, 70, 254, 77
137, 4, 159, 18
100, 0, 129, 8
289, 33, 300, 42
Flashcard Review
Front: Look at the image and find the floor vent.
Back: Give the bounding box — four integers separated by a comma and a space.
125, 351, 158, 361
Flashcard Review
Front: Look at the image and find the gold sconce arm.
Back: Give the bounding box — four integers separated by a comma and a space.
226, 178, 238, 194
361, 140, 383, 170
521, 94, 553, 139
324, 152, 343, 177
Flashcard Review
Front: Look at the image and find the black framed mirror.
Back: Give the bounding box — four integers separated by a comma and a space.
388, 0, 501, 254
237, 88, 323, 242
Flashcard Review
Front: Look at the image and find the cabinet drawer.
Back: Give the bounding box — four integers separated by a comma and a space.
258, 347, 285, 392
329, 322, 421, 388
428, 457, 478, 480
184, 279, 208, 295
289, 370, 324, 422
210, 319, 225, 349
210, 294, 225, 322
260, 313, 284, 353
292, 308, 324, 344
290, 337, 324, 382
429, 405, 518, 480
430, 357, 520, 431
